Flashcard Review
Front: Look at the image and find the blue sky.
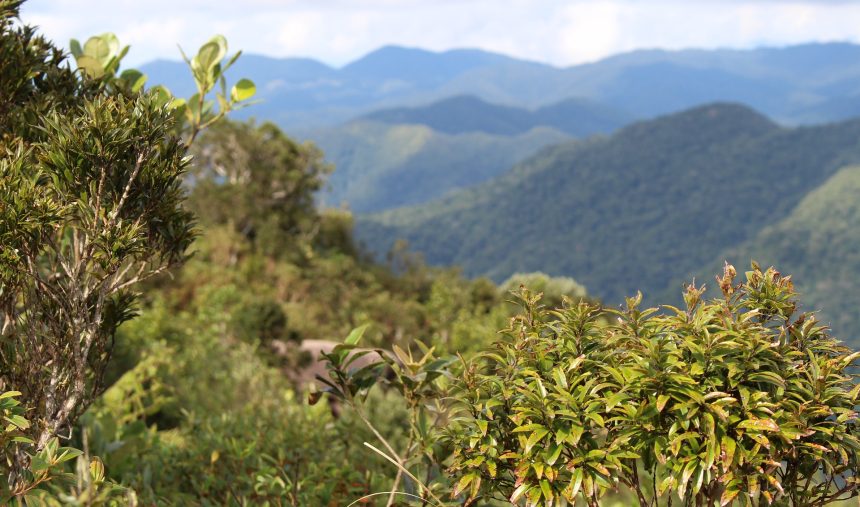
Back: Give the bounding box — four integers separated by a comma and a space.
21, 0, 860, 67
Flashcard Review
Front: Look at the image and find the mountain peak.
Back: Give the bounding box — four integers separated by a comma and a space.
341, 45, 515, 82
617, 102, 777, 145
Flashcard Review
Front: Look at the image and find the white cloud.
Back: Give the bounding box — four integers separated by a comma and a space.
18, 0, 860, 67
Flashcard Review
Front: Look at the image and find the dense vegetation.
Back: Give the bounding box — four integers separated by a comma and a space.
358, 103, 860, 343
312, 120, 569, 212
2, 2, 859, 505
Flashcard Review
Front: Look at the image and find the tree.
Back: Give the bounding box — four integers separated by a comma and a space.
187, 120, 332, 258
446, 263, 860, 506
0, 0, 253, 496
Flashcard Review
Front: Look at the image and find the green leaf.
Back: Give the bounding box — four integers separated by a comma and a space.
90, 457, 105, 482
721, 436, 736, 469
476, 419, 488, 437
524, 427, 549, 454
721, 485, 739, 506
4, 415, 29, 430
737, 418, 779, 432
553, 366, 568, 389
514, 423, 546, 433
658, 475, 675, 495
540, 478, 554, 501
345, 324, 369, 346
120, 69, 147, 92
452, 472, 476, 497
230, 78, 256, 102
568, 468, 584, 498
150, 84, 173, 107
510, 483, 530, 503
195, 41, 222, 73
656, 394, 671, 412
29, 454, 50, 473
545, 443, 563, 466
56, 447, 83, 464
69, 38, 83, 58
83, 33, 118, 65
75, 55, 104, 78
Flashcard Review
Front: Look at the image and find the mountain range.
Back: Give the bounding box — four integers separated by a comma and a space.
140, 42, 860, 130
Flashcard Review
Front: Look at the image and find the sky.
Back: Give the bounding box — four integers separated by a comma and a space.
20, 0, 860, 68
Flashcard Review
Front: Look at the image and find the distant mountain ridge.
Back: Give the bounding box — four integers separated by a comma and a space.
356, 103, 860, 343
358, 95, 632, 136
140, 42, 860, 130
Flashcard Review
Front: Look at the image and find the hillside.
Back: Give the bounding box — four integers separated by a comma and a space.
311, 120, 570, 212
687, 165, 860, 342
357, 103, 860, 309
140, 43, 860, 130
359, 95, 632, 136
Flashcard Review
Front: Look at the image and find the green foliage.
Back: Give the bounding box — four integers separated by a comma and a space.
1, 30, 195, 451
69, 33, 137, 89
0, 391, 129, 505
312, 328, 456, 506
231, 297, 291, 345
76, 289, 412, 505
501, 272, 588, 309
188, 120, 331, 259
66, 112, 517, 504
169, 35, 256, 143
445, 263, 860, 506
70, 31, 258, 143
0, 1, 256, 496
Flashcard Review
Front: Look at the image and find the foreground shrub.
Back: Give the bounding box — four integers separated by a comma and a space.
446, 263, 860, 506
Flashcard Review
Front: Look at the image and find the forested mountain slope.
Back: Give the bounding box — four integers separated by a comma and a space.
687, 165, 860, 342
312, 120, 571, 212
357, 103, 860, 311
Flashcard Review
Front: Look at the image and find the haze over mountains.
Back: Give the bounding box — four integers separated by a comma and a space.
141, 42, 860, 130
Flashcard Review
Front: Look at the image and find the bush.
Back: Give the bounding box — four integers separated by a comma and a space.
445, 263, 860, 506
232, 298, 291, 345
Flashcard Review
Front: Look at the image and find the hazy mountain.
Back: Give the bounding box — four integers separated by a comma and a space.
311, 120, 570, 212
141, 46, 548, 128
358, 95, 632, 136
140, 43, 860, 129
356, 103, 860, 315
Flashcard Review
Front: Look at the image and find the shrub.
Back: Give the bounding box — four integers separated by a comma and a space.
446, 263, 860, 506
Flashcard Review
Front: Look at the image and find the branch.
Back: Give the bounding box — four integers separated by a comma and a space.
107, 149, 147, 230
